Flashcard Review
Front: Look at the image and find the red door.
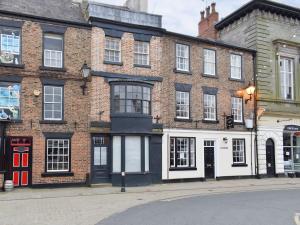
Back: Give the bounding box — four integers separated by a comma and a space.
8, 137, 32, 187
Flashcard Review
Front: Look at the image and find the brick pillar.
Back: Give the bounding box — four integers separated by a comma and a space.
198, 2, 219, 39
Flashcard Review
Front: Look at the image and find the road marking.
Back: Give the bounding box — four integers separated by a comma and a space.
295, 213, 300, 225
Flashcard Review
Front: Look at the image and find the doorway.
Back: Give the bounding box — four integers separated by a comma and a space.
91, 135, 110, 183
266, 138, 276, 177
204, 140, 215, 179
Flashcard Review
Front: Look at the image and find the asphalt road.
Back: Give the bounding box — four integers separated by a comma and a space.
97, 189, 300, 225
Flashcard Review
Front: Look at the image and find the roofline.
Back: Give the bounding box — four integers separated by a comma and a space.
215, 0, 300, 30
0, 9, 91, 29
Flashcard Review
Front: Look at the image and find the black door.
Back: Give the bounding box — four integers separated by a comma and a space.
91, 136, 110, 183
266, 138, 276, 177
204, 141, 215, 179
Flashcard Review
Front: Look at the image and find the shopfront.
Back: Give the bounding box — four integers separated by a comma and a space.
283, 125, 300, 174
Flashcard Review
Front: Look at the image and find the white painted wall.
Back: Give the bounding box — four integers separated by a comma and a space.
162, 129, 255, 180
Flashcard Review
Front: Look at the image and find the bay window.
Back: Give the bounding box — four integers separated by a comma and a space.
280, 57, 294, 100
0, 26, 21, 65
0, 82, 21, 120
44, 33, 63, 68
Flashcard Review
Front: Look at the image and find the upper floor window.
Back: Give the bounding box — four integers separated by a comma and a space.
44, 34, 63, 68
134, 41, 149, 66
280, 57, 294, 100
203, 94, 216, 121
105, 37, 121, 63
113, 84, 151, 115
230, 54, 242, 80
176, 44, 189, 72
176, 91, 190, 119
0, 26, 21, 65
231, 97, 243, 123
0, 82, 20, 120
204, 49, 216, 76
44, 85, 63, 121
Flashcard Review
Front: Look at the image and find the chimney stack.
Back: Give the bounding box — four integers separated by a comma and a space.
198, 2, 219, 39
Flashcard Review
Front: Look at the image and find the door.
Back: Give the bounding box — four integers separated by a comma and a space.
91, 136, 110, 183
204, 140, 215, 179
8, 137, 32, 187
266, 138, 276, 177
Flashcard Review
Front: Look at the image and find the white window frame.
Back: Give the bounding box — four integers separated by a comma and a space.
43, 34, 63, 68
280, 57, 294, 100
104, 37, 121, 63
203, 94, 216, 121
46, 139, 70, 172
134, 41, 150, 66
204, 49, 216, 76
231, 97, 243, 123
230, 54, 242, 79
44, 86, 63, 121
176, 91, 190, 119
170, 137, 196, 168
176, 44, 189, 72
232, 139, 246, 164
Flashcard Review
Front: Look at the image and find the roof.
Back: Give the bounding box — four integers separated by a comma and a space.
0, 0, 86, 24
215, 0, 300, 30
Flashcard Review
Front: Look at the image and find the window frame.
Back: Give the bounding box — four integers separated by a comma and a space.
280, 57, 294, 100
176, 43, 190, 72
175, 91, 190, 119
203, 94, 217, 121
232, 138, 246, 165
43, 33, 64, 68
111, 83, 152, 116
0, 25, 22, 65
203, 48, 216, 76
169, 137, 196, 170
45, 138, 71, 173
231, 97, 243, 123
230, 54, 242, 80
104, 36, 122, 63
43, 85, 64, 121
134, 41, 150, 66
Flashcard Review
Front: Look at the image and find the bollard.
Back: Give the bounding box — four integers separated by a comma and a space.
121, 171, 126, 192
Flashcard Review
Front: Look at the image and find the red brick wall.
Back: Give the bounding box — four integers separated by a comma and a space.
0, 173, 3, 190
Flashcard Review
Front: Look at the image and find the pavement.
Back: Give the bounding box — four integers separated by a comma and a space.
0, 178, 300, 225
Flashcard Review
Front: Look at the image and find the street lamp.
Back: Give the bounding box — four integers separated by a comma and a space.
245, 82, 256, 104
80, 61, 91, 95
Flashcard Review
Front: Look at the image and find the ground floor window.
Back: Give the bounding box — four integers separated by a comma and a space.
112, 136, 150, 173
170, 137, 196, 169
46, 139, 70, 172
232, 139, 245, 164
283, 131, 300, 172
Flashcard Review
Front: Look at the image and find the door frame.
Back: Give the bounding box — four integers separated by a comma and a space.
266, 138, 276, 177
204, 139, 216, 179
90, 134, 111, 184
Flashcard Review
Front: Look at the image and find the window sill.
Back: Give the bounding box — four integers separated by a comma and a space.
111, 172, 151, 175
173, 69, 192, 75
9, 119, 23, 124
228, 77, 245, 83
202, 119, 219, 124
41, 172, 74, 177
232, 163, 248, 167
202, 74, 218, 79
134, 64, 151, 69
169, 167, 197, 171
40, 66, 66, 72
40, 120, 67, 125
0, 63, 25, 69
174, 118, 193, 123
103, 61, 123, 66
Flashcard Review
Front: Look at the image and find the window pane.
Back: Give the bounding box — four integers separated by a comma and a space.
134, 41, 149, 66
125, 136, 141, 172
0, 27, 21, 65
231, 97, 243, 122
0, 82, 21, 120
44, 86, 63, 120
105, 37, 121, 62
44, 34, 63, 68
204, 49, 216, 76
46, 139, 69, 172
176, 44, 189, 71
112, 136, 121, 172
232, 139, 245, 164
176, 91, 189, 119
280, 58, 294, 100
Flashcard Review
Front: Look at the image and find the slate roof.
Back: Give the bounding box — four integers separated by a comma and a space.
0, 0, 86, 23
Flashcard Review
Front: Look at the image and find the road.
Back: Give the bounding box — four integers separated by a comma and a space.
97, 189, 300, 225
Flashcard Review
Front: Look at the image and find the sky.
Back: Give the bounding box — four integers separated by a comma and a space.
93, 0, 299, 35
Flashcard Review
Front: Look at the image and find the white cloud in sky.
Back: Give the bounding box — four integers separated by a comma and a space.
93, 0, 300, 36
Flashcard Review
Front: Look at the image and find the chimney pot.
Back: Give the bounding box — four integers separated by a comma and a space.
211, 2, 216, 13
201, 11, 205, 20
206, 6, 211, 17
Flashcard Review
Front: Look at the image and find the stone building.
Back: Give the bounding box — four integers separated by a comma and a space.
0, 0, 91, 189
215, 0, 300, 177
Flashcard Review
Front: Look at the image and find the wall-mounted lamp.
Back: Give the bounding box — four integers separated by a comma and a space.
245, 82, 256, 104
80, 61, 91, 95
223, 137, 228, 143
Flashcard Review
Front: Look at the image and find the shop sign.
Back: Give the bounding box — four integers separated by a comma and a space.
284, 125, 300, 132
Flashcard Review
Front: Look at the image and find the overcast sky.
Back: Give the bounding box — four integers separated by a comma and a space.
94, 0, 299, 35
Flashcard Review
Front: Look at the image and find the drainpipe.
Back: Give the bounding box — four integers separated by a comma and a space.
253, 52, 260, 178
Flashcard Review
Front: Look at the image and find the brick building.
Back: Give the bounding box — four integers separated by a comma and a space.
0, 0, 91, 189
